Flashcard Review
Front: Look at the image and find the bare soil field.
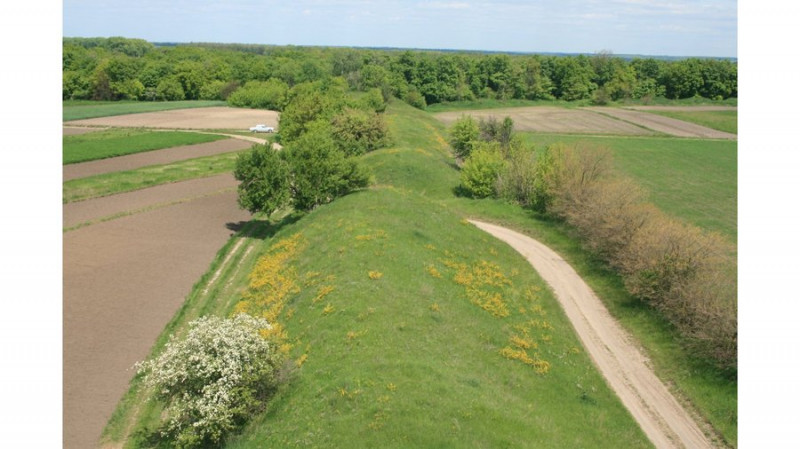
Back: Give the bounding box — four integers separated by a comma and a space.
64, 106, 279, 131
434, 106, 656, 136
470, 220, 714, 449
64, 126, 105, 136
63, 138, 252, 181
63, 187, 251, 449
585, 107, 737, 139
63, 173, 240, 229
434, 106, 736, 139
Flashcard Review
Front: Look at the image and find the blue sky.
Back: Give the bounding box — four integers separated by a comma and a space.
63, 0, 737, 57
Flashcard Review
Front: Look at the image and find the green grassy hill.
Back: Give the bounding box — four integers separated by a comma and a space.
106, 101, 736, 448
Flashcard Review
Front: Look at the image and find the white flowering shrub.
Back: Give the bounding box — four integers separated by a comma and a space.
135, 314, 282, 448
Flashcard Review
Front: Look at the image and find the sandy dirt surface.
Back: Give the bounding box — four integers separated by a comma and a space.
63, 186, 251, 449
584, 107, 736, 139
470, 220, 713, 449
434, 106, 656, 136
64, 126, 105, 136
64, 174, 240, 229
64, 106, 279, 131
63, 138, 253, 181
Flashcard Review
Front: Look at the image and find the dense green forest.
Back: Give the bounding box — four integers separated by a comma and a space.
63, 37, 737, 107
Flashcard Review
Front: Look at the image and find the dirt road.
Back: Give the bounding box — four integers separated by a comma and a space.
469, 220, 713, 449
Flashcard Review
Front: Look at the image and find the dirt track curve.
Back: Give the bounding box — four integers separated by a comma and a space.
469, 220, 713, 449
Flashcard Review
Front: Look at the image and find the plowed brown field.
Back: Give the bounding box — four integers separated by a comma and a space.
63, 186, 251, 449
434, 105, 736, 139
64, 106, 278, 130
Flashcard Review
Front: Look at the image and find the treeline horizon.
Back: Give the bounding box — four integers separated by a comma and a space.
63, 36, 737, 107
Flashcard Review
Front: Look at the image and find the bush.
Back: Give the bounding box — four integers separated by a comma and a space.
459, 144, 506, 198
135, 314, 283, 448
227, 79, 289, 110
448, 115, 480, 160
330, 107, 390, 156
234, 144, 291, 216
286, 124, 371, 211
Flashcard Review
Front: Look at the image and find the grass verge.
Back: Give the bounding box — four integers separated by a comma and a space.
63, 100, 226, 121
63, 152, 241, 203
64, 129, 226, 164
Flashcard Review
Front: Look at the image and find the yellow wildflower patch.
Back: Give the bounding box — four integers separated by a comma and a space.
426, 265, 442, 278
429, 303, 440, 312
322, 303, 335, 315
368, 271, 383, 280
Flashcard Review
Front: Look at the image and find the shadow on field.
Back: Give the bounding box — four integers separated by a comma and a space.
233, 212, 304, 241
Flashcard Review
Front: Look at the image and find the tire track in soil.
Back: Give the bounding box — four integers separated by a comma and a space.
469, 220, 714, 449
63, 189, 251, 449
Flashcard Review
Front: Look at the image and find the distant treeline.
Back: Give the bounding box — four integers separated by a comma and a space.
63, 37, 737, 106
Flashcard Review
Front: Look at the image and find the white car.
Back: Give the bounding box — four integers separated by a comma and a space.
249, 124, 275, 133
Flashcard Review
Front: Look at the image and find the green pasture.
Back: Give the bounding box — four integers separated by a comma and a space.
63, 100, 226, 121
63, 129, 226, 164
646, 109, 738, 134
521, 133, 737, 241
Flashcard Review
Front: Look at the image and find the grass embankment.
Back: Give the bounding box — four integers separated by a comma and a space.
63, 152, 240, 203
521, 134, 737, 241
63, 100, 226, 121
104, 101, 652, 448
646, 109, 738, 134
64, 129, 226, 164
105, 100, 736, 448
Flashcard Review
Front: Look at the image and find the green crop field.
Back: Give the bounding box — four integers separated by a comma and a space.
646, 109, 738, 134
63, 152, 241, 204
63, 100, 226, 121
104, 101, 737, 448
63, 129, 226, 164
521, 133, 737, 241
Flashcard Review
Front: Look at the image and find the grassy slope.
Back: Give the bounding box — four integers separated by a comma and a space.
106, 101, 652, 448
106, 100, 736, 448
520, 134, 737, 241
63, 100, 227, 121
645, 110, 738, 134
64, 129, 226, 164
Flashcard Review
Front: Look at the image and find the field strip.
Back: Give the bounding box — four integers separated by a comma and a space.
63, 173, 239, 229
64, 191, 251, 449
64, 187, 236, 232
469, 220, 713, 449
583, 107, 736, 139
63, 138, 252, 181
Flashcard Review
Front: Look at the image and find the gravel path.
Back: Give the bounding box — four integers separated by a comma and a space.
63, 138, 252, 181
470, 220, 713, 449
